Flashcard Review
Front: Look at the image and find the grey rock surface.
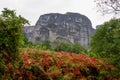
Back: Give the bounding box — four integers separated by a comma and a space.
24, 12, 95, 48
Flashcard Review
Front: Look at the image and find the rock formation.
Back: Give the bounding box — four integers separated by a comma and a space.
24, 12, 95, 48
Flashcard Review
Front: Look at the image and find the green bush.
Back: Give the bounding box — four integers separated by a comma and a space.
41, 40, 53, 50
54, 40, 73, 52
72, 43, 87, 54
54, 40, 86, 53
0, 8, 28, 60
21, 37, 53, 50
90, 18, 120, 76
20, 35, 33, 47
90, 18, 120, 57
0, 8, 28, 78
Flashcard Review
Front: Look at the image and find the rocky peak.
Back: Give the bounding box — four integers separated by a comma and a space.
24, 12, 95, 48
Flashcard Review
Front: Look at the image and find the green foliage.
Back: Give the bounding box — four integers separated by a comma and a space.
90, 18, 120, 57
41, 40, 52, 50
21, 37, 53, 50
0, 8, 28, 77
22, 35, 87, 53
87, 51, 101, 58
21, 38, 86, 54
72, 43, 87, 53
54, 40, 72, 52
90, 18, 120, 74
21, 35, 33, 47
0, 8, 29, 59
54, 40, 86, 53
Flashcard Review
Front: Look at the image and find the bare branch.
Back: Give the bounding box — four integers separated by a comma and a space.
95, 0, 120, 15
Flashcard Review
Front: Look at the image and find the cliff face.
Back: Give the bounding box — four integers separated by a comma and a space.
24, 12, 95, 48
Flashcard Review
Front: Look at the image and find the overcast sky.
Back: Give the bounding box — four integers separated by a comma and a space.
0, 0, 114, 28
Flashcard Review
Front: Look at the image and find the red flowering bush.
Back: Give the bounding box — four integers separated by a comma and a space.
9, 48, 116, 80
0, 48, 118, 80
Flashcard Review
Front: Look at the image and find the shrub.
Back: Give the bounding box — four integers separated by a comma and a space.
90, 18, 120, 57
54, 40, 87, 54
41, 40, 53, 50
90, 18, 120, 76
14, 48, 117, 80
54, 40, 73, 53
0, 8, 28, 61
72, 43, 87, 54
0, 8, 28, 78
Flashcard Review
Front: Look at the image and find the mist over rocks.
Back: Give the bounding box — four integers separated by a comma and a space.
24, 12, 95, 48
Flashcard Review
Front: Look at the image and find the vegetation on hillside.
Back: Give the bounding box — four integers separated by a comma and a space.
90, 18, 120, 77
0, 8, 28, 78
1, 48, 117, 80
0, 8, 120, 79
22, 37, 87, 54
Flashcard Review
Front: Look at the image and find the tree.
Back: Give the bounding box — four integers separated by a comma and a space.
95, 0, 120, 14
90, 18, 120, 57
54, 40, 73, 52
54, 40, 86, 54
0, 8, 29, 62
90, 18, 120, 74
72, 43, 87, 54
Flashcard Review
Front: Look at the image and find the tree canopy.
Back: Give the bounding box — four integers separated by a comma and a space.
90, 18, 120, 57
0, 8, 29, 61
90, 18, 120, 73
